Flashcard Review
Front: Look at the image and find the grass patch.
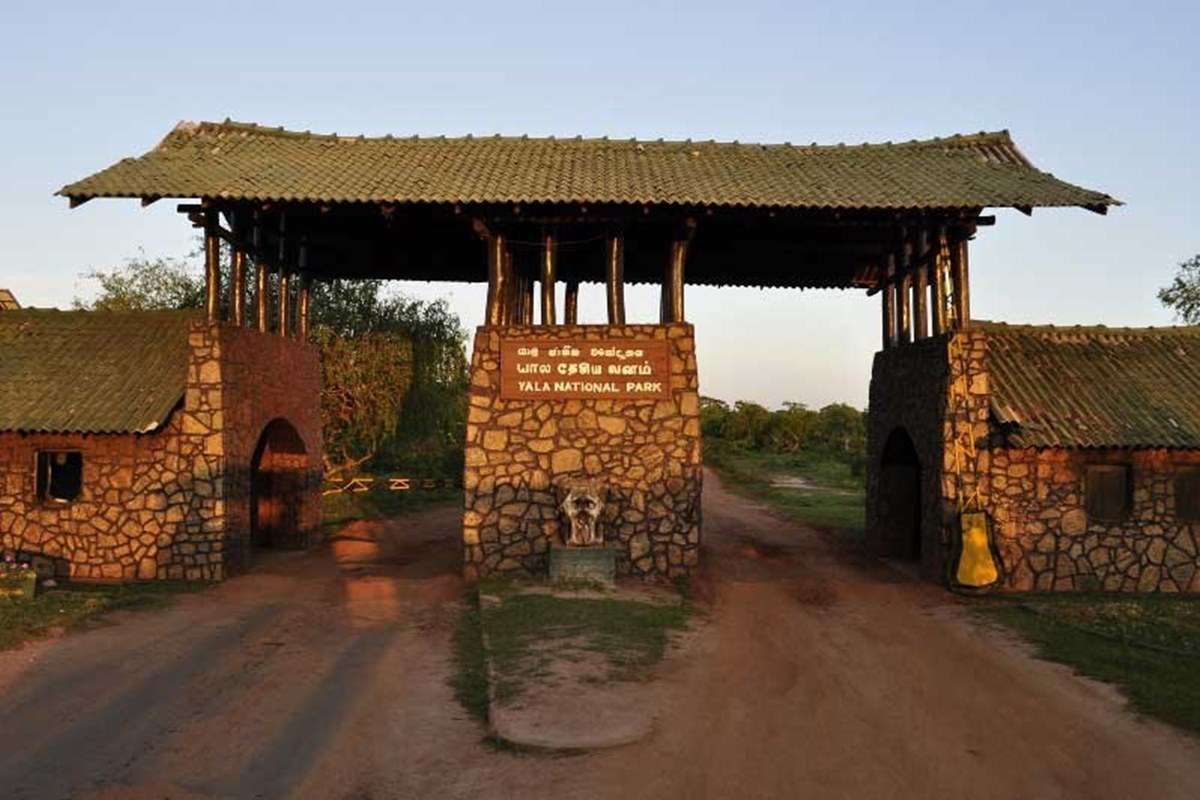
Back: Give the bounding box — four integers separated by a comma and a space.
704, 440, 865, 537
483, 590, 691, 704
0, 581, 208, 651
322, 485, 460, 529
450, 590, 491, 721
975, 594, 1200, 736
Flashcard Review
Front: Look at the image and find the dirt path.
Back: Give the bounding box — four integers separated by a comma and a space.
2, 472, 1198, 798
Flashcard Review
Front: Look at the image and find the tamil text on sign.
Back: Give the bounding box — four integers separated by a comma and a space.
499, 339, 671, 400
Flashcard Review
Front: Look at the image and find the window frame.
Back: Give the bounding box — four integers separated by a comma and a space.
35, 450, 84, 505
1083, 462, 1132, 523
1176, 467, 1200, 523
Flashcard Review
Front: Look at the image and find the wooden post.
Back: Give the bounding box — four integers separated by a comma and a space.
882, 253, 897, 349
540, 233, 557, 325
913, 229, 929, 340
230, 212, 247, 327
297, 239, 311, 340
485, 233, 507, 326
204, 208, 221, 322
298, 278, 311, 340
950, 233, 971, 330
253, 216, 270, 334
896, 230, 912, 344
277, 214, 290, 336
278, 273, 291, 337
606, 234, 626, 325
520, 275, 534, 325
564, 280, 579, 324
503, 248, 519, 325
663, 239, 687, 323
932, 226, 950, 336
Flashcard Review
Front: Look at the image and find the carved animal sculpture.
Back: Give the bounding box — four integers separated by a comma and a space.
559, 480, 604, 546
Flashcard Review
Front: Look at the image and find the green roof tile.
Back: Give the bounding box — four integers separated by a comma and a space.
59, 121, 1118, 211
982, 322, 1200, 449
0, 310, 193, 434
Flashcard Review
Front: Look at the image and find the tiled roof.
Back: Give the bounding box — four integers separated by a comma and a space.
983, 322, 1200, 449
0, 310, 193, 434
0, 289, 18, 310
59, 120, 1118, 212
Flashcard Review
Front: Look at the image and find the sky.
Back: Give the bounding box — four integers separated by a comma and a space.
2, 1, 1197, 410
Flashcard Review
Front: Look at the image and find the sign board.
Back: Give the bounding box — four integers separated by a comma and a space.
499, 339, 672, 400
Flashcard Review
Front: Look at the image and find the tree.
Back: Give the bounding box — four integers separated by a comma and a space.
1159, 254, 1200, 324
74, 252, 205, 311
699, 396, 731, 437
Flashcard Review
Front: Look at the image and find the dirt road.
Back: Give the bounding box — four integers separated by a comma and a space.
2, 471, 1198, 799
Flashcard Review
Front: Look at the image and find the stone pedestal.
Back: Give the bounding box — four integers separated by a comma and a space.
549, 545, 619, 585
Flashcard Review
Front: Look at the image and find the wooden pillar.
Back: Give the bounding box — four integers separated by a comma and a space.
662, 239, 687, 323
298, 278, 311, 340
485, 233, 507, 326
564, 280, 579, 324
606, 234, 626, 325
297, 239, 311, 340
881, 253, 897, 349
913, 229, 929, 340
931, 227, 950, 336
520, 275, 534, 325
278, 273, 291, 337
896, 233, 912, 345
204, 208, 221, 322
253, 216, 270, 334
277, 214, 290, 336
540, 233, 557, 325
229, 211, 246, 327
950, 233, 971, 330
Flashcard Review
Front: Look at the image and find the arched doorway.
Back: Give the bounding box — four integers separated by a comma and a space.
879, 427, 922, 560
250, 418, 308, 549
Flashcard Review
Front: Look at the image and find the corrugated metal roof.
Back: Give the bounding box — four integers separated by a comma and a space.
0, 310, 193, 434
983, 322, 1200, 449
58, 120, 1118, 212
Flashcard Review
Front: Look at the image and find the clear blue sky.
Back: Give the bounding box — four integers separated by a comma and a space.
3, 1, 1196, 409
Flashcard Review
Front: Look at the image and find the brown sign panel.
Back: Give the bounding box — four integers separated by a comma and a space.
500, 339, 672, 400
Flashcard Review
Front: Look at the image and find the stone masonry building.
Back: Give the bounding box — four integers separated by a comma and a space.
0, 309, 322, 581
868, 322, 1200, 592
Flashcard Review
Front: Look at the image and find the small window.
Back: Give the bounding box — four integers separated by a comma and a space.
1177, 468, 1200, 522
36, 451, 83, 503
1085, 464, 1130, 522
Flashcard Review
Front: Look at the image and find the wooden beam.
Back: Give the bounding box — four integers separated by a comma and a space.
605, 234, 626, 325
68, 196, 91, 209
913, 229, 929, 340
204, 208, 221, 322
564, 280, 579, 325
1015, 205, 1033, 217
540, 233, 557, 325
140, 196, 160, 207
485, 232, 506, 326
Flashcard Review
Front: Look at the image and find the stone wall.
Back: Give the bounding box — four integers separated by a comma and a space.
866, 331, 990, 581
462, 323, 702, 580
868, 329, 1200, 592
0, 322, 322, 582
989, 448, 1200, 592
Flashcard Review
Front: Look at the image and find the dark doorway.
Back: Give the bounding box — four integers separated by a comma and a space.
250, 419, 308, 548
879, 427, 922, 560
